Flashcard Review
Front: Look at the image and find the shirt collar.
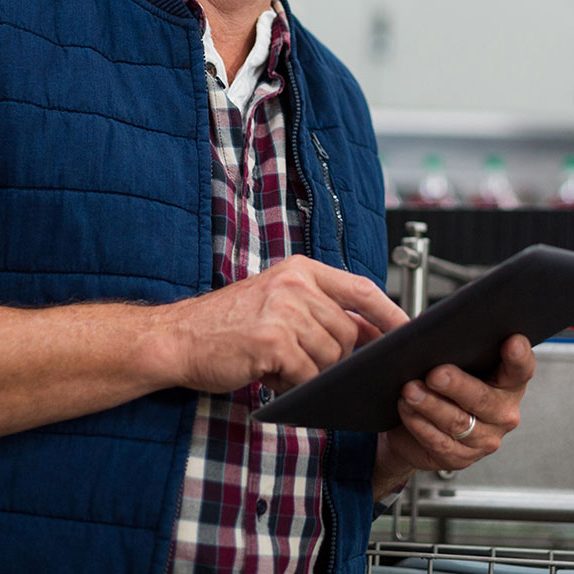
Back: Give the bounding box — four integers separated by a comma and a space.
267, 0, 291, 76
184, 0, 291, 79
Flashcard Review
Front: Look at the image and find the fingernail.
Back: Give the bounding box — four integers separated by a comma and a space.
509, 338, 527, 360
404, 381, 426, 405
430, 371, 450, 390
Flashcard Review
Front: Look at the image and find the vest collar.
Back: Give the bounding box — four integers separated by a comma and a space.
144, 0, 295, 27
145, 0, 192, 18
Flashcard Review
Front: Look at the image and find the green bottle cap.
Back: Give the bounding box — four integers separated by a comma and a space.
423, 154, 443, 171
563, 155, 574, 171
485, 155, 505, 171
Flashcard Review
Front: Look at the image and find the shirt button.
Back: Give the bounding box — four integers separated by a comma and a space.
259, 385, 272, 404
206, 62, 217, 77
256, 498, 268, 517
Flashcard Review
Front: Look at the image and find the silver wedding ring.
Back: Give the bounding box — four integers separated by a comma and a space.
453, 414, 476, 441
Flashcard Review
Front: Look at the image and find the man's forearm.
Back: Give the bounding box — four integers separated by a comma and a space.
0, 302, 170, 437
0, 257, 411, 438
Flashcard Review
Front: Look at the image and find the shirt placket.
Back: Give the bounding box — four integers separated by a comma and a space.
240, 81, 285, 570
174, 4, 327, 569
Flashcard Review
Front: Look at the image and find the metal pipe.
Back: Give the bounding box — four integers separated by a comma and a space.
391, 221, 431, 542
428, 255, 484, 284
392, 221, 430, 319
390, 222, 486, 543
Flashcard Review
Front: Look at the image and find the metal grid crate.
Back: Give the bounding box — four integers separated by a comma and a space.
366, 542, 574, 574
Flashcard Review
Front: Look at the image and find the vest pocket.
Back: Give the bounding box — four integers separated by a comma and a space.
310, 131, 350, 271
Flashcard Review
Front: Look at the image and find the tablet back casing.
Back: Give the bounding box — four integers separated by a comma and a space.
253, 245, 574, 432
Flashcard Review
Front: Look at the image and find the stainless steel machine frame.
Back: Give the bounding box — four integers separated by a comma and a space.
373, 222, 574, 573
390, 221, 484, 542
366, 542, 574, 574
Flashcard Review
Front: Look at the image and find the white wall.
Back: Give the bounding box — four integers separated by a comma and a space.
290, 0, 574, 117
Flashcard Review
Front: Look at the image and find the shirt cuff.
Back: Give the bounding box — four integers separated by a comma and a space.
372, 482, 407, 521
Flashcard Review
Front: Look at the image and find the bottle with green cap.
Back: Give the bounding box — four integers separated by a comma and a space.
473, 155, 521, 209
413, 154, 459, 208
552, 155, 574, 208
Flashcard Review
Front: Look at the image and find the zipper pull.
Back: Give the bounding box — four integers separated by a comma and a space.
310, 132, 330, 161
296, 198, 311, 219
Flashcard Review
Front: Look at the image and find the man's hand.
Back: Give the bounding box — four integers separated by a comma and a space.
0, 255, 407, 436
151, 255, 408, 395
373, 334, 536, 499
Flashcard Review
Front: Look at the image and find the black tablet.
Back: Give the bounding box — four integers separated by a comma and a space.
253, 244, 574, 433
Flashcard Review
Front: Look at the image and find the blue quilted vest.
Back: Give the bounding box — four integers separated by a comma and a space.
0, 1, 388, 572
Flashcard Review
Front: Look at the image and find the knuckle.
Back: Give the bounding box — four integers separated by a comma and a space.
252, 326, 291, 375
325, 343, 344, 365
280, 351, 317, 385
429, 434, 454, 456
388, 301, 409, 323
269, 269, 308, 292
253, 356, 273, 380
287, 269, 309, 288
259, 324, 289, 351
342, 321, 359, 352
482, 436, 502, 456
284, 254, 309, 269
275, 300, 307, 324
502, 408, 521, 432
353, 276, 377, 297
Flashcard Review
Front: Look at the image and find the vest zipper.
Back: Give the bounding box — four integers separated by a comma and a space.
321, 430, 337, 574
286, 59, 314, 259
286, 59, 338, 574
296, 197, 311, 220
310, 132, 349, 271
164, 475, 187, 574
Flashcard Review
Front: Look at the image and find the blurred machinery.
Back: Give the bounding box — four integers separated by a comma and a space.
379, 222, 574, 553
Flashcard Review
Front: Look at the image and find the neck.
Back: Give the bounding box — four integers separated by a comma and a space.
200, 0, 272, 84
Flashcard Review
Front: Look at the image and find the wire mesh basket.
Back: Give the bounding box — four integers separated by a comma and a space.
366, 542, 574, 574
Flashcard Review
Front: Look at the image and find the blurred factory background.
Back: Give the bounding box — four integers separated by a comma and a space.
291, 0, 574, 207
291, 0, 574, 553
293, 0, 573, 115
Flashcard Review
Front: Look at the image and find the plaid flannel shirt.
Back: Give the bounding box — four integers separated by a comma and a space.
170, 3, 327, 572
